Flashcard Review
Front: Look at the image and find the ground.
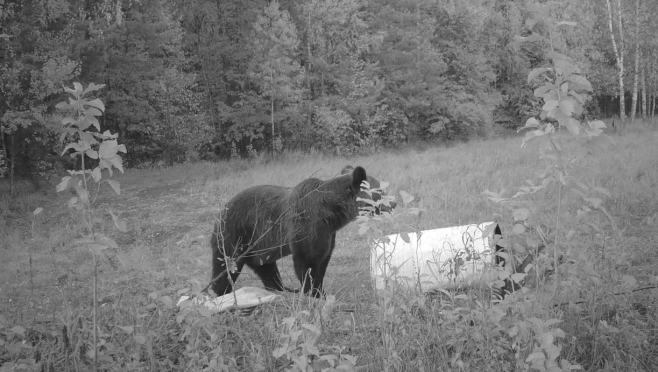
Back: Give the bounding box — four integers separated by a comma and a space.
1, 124, 658, 371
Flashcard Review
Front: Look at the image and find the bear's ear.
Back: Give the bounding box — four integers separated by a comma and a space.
341, 165, 354, 175
351, 166, 367, 191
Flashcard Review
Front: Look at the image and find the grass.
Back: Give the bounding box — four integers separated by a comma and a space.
1, 123, 657, 371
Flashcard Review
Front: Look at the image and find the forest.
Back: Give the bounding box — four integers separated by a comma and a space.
1, 0, 657, 177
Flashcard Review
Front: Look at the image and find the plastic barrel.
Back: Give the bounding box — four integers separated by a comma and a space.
370, 222, 500, 292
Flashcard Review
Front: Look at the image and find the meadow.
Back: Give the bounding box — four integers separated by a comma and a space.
1, 122, 657, 371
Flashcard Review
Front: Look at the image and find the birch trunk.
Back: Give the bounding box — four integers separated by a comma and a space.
606, 0, 626, 126
641, 64, 646, 119
630, 0, 640, 123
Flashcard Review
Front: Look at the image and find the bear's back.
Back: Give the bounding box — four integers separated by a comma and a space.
224, 185, 293, 264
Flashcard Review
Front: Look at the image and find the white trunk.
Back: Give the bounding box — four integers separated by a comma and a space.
630, 0, 640, 123
641, 66, 646, 119
606, 0, 626, 124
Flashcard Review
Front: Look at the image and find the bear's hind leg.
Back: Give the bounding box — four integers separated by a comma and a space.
249, 262, 297, 292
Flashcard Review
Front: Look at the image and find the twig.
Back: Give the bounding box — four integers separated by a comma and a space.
553, 285, 658, 308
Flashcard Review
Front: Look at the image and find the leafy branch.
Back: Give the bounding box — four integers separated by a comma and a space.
55, 82, 128, 371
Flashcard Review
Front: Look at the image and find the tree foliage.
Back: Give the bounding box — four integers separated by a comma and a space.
1, 0, 654, 176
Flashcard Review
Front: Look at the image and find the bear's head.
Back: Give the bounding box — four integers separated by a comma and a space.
341, 165, 397, 215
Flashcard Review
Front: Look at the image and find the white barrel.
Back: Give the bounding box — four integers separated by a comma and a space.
370, 222, 500, 292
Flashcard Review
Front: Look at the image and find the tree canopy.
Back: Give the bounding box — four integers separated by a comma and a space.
1, 0, 656, 174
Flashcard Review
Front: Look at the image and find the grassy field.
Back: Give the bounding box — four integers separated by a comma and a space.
1, 122, 657, 371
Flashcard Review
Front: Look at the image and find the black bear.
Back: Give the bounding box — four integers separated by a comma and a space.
210, 166, 368, 298
341, 165, 396, 214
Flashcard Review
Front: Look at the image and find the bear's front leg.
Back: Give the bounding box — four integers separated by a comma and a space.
292, 234, 335, 298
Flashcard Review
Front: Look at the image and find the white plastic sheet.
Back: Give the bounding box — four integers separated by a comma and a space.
177, 286, 283, 314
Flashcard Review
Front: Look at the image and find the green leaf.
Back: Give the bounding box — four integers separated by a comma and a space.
550, 107, 580, 135
134, 335, 146, 345
559, 100, 574, 116
86, 149, 99, 160
91, 167, 102, 182
67, 197, 79, 209
64, 83, 84, 98
99, 140, 119, 159
80, 131, 98, 146
272, 346, 288, 358
77, 117, 92, 131
33, 207, 44, 216
399, 190, 414, 204
78, 188, 89, 204
56, 101, 71, 110
527, 67, 549, 84
521, 129, 544, 147
564, 118, 580, 135
61, 117, 76, 127
56, 176, 72, 192
565, 74, 592, 92
512, 223, 526, 235
82, 83, 105, 96
61, 142, 84, 156
85, 107, 103, 117
534, 83, 553, 98
400, 232, 410, 243
101, 130, 118, 139
159, 296, 174, 308
100, 157, 124, 176
10, 326, 26, 336
554, 59, 577, 77
86, 98, 105, 112
108, 180, 121, 195
548, 51, 570, 63
542, 99, 559, 112
523, 117, 540, 129
110, 210, 128, 232
513, 208, 530, 221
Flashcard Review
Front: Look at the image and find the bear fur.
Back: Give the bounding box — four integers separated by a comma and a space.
210, 166, 368, 298
341, 165, 396, 214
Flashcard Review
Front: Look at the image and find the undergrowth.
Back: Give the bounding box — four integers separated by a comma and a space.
2, 14, 658, 370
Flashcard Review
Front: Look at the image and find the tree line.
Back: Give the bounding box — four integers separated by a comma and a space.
1, 0, 657, 180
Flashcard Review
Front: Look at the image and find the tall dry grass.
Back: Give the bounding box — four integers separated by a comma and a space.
1, 123, 657, 371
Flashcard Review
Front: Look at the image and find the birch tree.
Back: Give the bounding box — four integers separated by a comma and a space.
605, 0, 626, 126
630, 0, 640, 123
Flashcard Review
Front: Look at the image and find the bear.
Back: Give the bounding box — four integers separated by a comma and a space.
341, 165, 397, 215
210, 166, 368, 298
